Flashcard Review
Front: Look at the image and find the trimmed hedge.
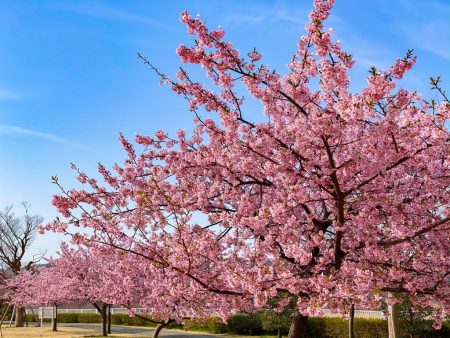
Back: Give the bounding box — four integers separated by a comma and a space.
185, 316, 227, 333
111, 313, 142, 326
26, 312, 156, 326
25, 313, 39, 322
25, 311, 450, 337
305, 318, 387, 338
77, 313, 101, 323
57, 312, 79, 323
119, 314, 155, 327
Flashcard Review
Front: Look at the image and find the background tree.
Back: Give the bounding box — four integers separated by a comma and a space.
260, 295, 296, 338
0, 203, 43, 327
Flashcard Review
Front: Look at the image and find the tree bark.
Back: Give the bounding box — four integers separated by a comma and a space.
101, 304, 108, 336
107, 305, 111, 334
388, 299, 400, 338
52, 305, 58, 331
153, 323, 166, 338
287, 312, 308, 338
348, 304, 355, 338
278, 327, 282, 338
14, 306, 25, 327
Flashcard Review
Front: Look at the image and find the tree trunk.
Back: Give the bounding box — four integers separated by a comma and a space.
278, 327, 282, 338
153, 323, 166, 338
107, 304, 112, 334
287, 312, 308, 338
388, 300, 400, 338
348, 304, 355, 338
14, 306, 25, 327
52, 305, 58, 332
101, 304, 108, 336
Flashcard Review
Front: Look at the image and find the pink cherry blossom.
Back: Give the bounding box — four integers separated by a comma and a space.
38, 0, 449, 333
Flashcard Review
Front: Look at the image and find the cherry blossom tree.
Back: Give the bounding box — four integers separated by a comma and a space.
42, 0, 449, 337
6, 243, 249, 337
6, 244, 113, 335
5, 268, 65, 331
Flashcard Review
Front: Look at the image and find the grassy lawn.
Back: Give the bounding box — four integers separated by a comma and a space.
0, 325, 146, 338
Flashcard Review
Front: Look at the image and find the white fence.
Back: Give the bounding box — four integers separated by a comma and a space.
26, 307, 145, 315
27, 307, 385, 319
319, 309, 385, 319
56, 308, 147, 314
38, 307, 56, 319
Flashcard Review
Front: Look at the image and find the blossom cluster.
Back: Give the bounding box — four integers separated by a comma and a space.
22, 0, 450, 327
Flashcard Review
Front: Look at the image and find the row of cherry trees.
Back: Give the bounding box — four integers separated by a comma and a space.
7, 243, 248, 337
5, 0, 449, 337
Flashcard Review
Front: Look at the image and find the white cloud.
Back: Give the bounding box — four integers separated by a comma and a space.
403, 20, 450, 60
0, 125, 79, 146
50, 2, 167, 28
386, 0, 450, 60
275, 9, 304, 25
223, 3, 338, 30
223, 13, 266, 26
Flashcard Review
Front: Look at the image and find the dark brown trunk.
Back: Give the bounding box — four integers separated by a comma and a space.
101, 304, 107, 336
52, 305, 58, 331
287, 312, 308, 338
107, 304, 112, 334
278, 327, 282, 338
14, 306, 25, 327
348, 304, 355, 338
153, 323, 166, 338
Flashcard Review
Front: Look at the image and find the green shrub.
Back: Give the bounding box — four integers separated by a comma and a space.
26, 311, 161, 327
121, 314, 148, 326
304, 317, 450, 338
184, 317, 208, 331
25, 313, 51, 323
26, 312, 80, 324
260, 310, 291, 335
305, 317, 388, 338
166, 321, 183, 329
121, 315, 142, 326
227, 313, 262, 335
57, 312, 79, 323
23, 311, 450, 337
353, 318, 387, 338
206, 316, 228, 333
110, 313, 126, 325
402, 321, 450, 338
25, 313, 39, 322
27, 312, 80, 323
399, 319, 450, 338
185, 316, 227, 333
77, 312, 101, 323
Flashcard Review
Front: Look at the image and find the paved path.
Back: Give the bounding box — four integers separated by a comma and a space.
59, 323, 219, 337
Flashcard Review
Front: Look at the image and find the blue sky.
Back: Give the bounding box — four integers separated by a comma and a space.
0, 0, 449, 261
